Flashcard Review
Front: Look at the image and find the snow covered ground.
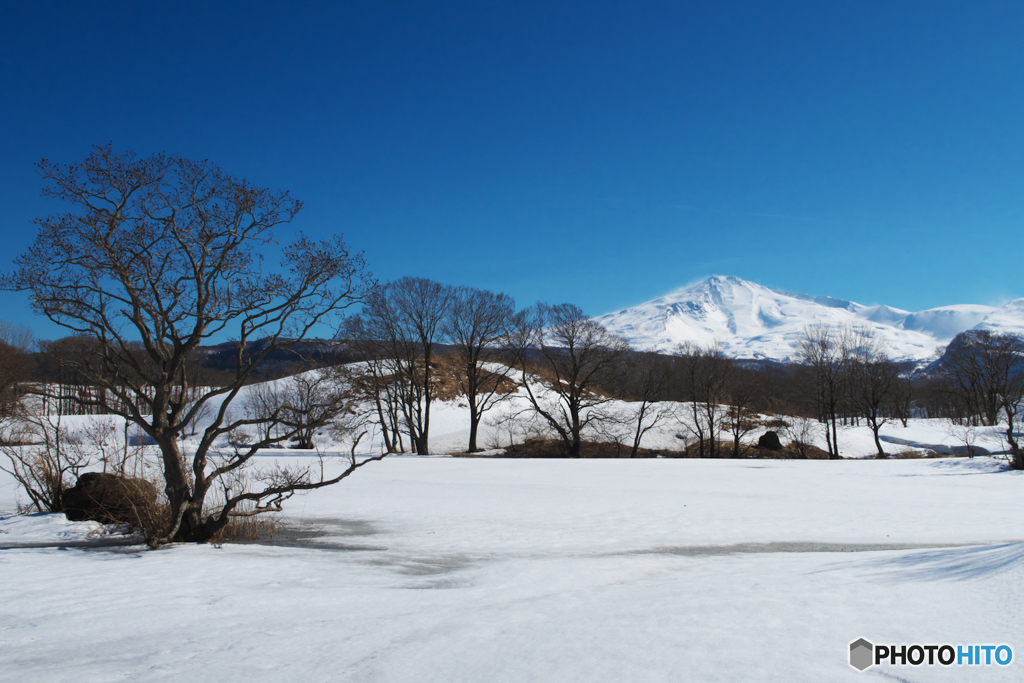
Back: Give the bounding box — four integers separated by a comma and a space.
1, 380, 1022, 681
2, 454, 1022, 682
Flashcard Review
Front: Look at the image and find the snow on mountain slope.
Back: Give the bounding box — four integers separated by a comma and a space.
595, 276, 1018, 361
900, 304, 995, 339
974, 298, 1024, 336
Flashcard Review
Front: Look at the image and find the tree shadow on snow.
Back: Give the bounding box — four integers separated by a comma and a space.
893, 459, 1013, 477
859, 542, 1024, 583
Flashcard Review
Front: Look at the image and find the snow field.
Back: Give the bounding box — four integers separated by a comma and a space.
2, 456, 1022, 681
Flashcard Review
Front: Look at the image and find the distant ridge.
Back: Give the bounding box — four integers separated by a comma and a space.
595, 275, 1021, 361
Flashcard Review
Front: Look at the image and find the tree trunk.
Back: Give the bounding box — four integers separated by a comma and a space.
156, 437, 207, 543
629, 401, 650, 459
1006, 413, 1023, 470
568, 435, 581, 458
830, 412, 840, 459
295, 429, 315, 450
467, 395, 479, 453
159, 437, 190, 516
468, 416, 479, 453
569, 403, 583, 458
870, 421, 886, 458
630, 423, 645, 459
375, 397, 394, 453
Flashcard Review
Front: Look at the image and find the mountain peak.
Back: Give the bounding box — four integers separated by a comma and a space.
676, 274, 757, 293
595, 277, 1015, 361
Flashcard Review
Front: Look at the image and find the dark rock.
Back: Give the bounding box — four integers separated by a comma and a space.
62, 472, 158, 526
757, 431, 783, 451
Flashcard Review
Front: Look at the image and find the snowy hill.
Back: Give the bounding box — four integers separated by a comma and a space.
595, 276, 1022, 361
974, 298, 1024, 337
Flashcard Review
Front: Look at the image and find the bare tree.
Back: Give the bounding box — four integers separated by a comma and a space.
0, 412, 94, 512
948, 421, 983, 459
1, 145, 376, 543
344, 278, 451, 454
512, 303, 629, 458
619, 351, 673, 458
891, 363, 916, 428
484, 400, 547, 451
244, 363, 358, 450
34, 336, 110, 417
797, 324, 853, 459
340, 317, 407, 453
938, 331, 1021, 427
780, 415, 817, 459
328, 368, 374, 457
674, 342, 732, 458
938, 330, 1024, 469
724, 366, 764, 459
444, 286, 517, 452
845, 329, 900, 458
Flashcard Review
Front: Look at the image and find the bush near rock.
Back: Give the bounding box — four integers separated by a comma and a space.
62, 472, 158, 527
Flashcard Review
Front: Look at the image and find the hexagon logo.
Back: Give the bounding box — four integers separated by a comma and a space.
849, 638, 874, 671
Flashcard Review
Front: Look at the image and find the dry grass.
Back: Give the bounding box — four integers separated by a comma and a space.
210, 513, 283, 543
489, 438, 836, 460
431, 355, 518, 402
496, 438, 679, 459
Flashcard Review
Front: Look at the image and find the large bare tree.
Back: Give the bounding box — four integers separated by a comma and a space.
444, 286, 517, 452
845, 329, 900, 458
513, 303, 629, 458
618, 350, 673, 458
724, 365, 764, 459
673, 342, 733, 458
344, 277, 451, 455
1, 145, 376, 543
339, 318, 408, 453
797, 324, 854, 459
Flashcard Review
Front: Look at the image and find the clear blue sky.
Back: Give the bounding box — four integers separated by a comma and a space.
2, 1, 1022, 339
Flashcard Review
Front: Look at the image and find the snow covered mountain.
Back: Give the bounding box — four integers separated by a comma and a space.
595, 276, 1024, 361
973, 298, 1024, 337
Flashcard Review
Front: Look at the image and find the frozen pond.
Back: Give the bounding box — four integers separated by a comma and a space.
1, 456, 1022, 681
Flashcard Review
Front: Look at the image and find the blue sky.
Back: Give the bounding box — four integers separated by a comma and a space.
1, 1, 1022, 338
